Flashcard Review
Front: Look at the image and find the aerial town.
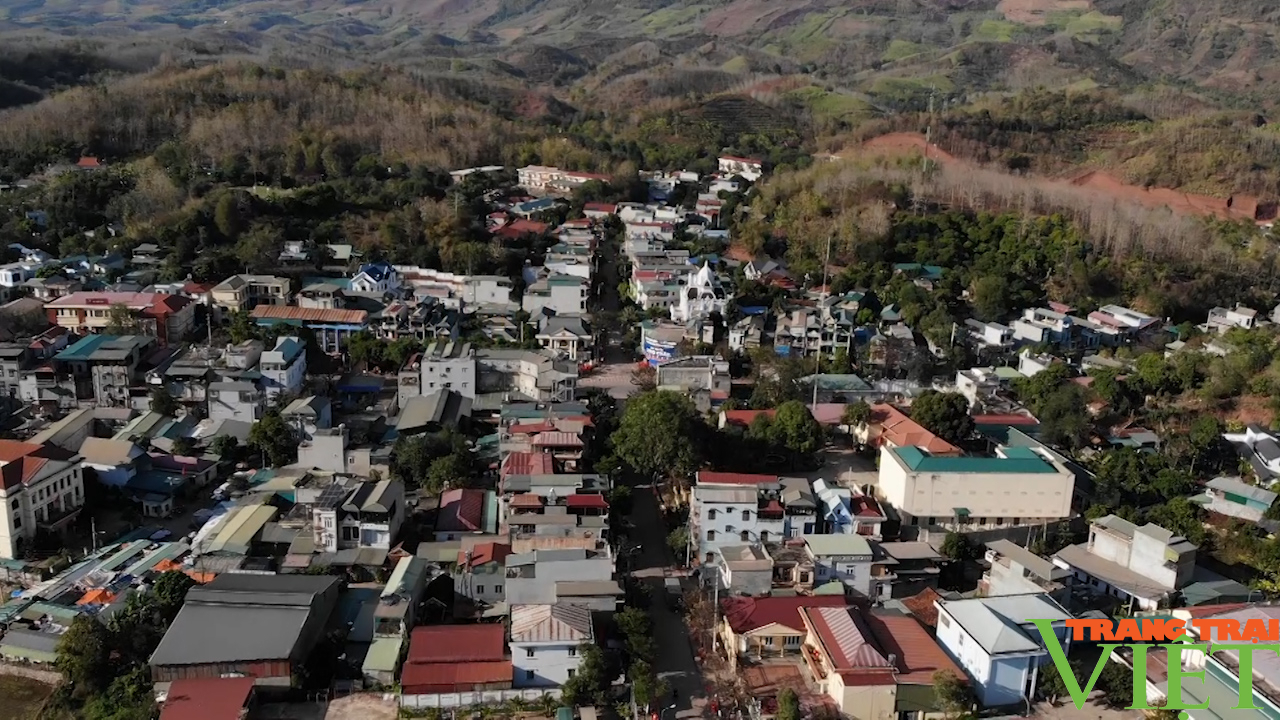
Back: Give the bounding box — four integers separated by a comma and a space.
0, 154, 1275, 720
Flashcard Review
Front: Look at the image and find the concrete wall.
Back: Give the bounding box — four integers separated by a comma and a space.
401, 688, 559, 710
511, 643, 581, 687
879, 450, 1073, 525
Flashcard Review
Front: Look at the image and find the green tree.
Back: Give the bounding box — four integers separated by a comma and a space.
607, 485, 633, 516
386, 336, 423, 369
57, 615, 113, 699
971, 275, 1011, 321
841, 400, 872, 429
248, 409, 296, 467
425, 451, 473, 495
214, 193, 243, 240
777, 688, 801, 720
667, 527, 690, 557
560, 643, 608, 706
210, 434, 240, 460
227, 310, 256, 344
613, 391, 704, 480
939, 532, 977, 561
346, 330, 387, 367
769, 400, 824, 461
151, 570, 197, 621
149, 386, 179, 417
1144, 497, 1206, 545
1034, 386, 1091, 450
910, 391, 974, 445
103, 303, 138, 335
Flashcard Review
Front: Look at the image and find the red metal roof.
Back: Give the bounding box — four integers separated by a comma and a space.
501, 451, 555, 477
508, 493, 545, 509
583, 202, 617, 213
697, 471, 778, 486
801, 606, 893, 671
401, 660, 512, 694
566, 494, 609, 510
249, 305, 367, 325
437, 489, 486, 533
460, 541, 512, 568
530, 431, 584, 448
721, 409, 776, 428
160, 677, 255, 720
720, 595, 845, 634
871, 405, 960, 455
898, 588, 943, 628
850, 495, 885, 519
408, 624, 506, 663
863, 613, 964, 685
0, 439, 75, 490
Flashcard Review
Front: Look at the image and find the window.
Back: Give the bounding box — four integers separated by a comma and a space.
741, 510, 750, 521
526, 670, 535, 680
763, 637, 775, 646
759, 531, 769, 543
940, 615, 951, 629
799, 572, 810, 583
567, 669, 576, 678
783, 636, 801, 647
568, 647, 577, 657
526, 648, 536, 658
476, 585, 485, 594
708, 509, 717, 520
706, 530, 716, 541
740, 531, 749, 541
995, 517, 1004, 525
495, 585, 502, 594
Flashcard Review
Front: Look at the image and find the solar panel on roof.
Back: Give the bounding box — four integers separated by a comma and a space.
315, 483, 348, 509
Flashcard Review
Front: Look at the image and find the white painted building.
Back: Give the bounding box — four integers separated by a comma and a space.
260, 336, 307, 398
691, 473, 786, 564
671, 263, 728, 324
877, 445, 1075, 531
1052, 515, 1196, 611
0, 440, 84, 559
509, 604, 592, 688
522, 274, 588, 317
717, 156, 764, 182
935, 594, 1072, 708
418, 340, 477, 399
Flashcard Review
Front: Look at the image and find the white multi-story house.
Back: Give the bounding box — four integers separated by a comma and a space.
260, 336, 306, 398
210, 274, 291, 317
311, 479, 405, 552
936, 595, 1072, 708
510, 603, 593, 688
671, 263, 728, 324
801, 534, 878, 598
717, 156, 764, 181
418, 340, 477, 399
692, 472, 786, 564
350, 262, 401, 294
476, 349, 578, 402
877, 444, 1075, 531
1052, 515, 1196, 610
207, 380, 264, 423
522, 274, 588, 317
0, 439, 84, 558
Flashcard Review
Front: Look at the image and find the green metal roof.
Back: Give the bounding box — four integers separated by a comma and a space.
891, 446, 1059, 474
362, 637, 404, 674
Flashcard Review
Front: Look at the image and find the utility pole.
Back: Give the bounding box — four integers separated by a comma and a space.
812, 235, 832, 407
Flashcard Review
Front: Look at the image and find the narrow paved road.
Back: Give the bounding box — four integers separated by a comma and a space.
628, 486, 707, 720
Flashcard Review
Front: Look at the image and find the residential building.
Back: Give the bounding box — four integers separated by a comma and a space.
149, 574, 342, 688
654, 355, 730, 411
877, 541, 946, 599
159, 677, 256, 720
0, 440, 84, 558
207, 380, 264, 423
46, 292, 195, 345
1205, 305, 1260, 333
504, 548, 616, 607
53, 334, 156, 407
1087, 304, 1160, 344
210, 274, 292, 316
1224, 424, 1280, 482
853, 404, 961, 456
401, 624, 511, 705
369, 557, 429, 683
1192, 476, 1278, 523
396, 391, 473, 436
799, 605, 964, 719
535, 314, 592, 361
517, 165, 609, 195
965, 319, 1014, 349
418, 340, 477, 399
670, 263, 728, 324
716, 545, 773, 596
435, 488, 496, 541
692, 472, 786, 564
456, 541, 512, 609
297, 427, 348, 473
717, 595, 846, 669
477, 349, 577, 402
260, 336, 306, 398
811, 479, 886, 538
522, 274, 588, 317
934, 594, 1072, 707
1164, 605, 1280, 720
979, 539, 1069, 601
717, 156, 764, 181
350, 262, 400, 294
877, 445, 1076, 531
509, 603, 593, 688
310, 479, 406, 552
801, 534, 880, 600
249, 306, 368, 353
1052, 515, 1196, 610
281, 395, 332, 439
298, 282, 346, 310
0, 343, 31, 398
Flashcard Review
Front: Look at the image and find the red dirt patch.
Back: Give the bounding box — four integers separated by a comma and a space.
997, 0, 1091, 25
860, 132, 1264, 223
862, 132, 957, 163
1069, 171, 1259, 222
701, 0, 786, 36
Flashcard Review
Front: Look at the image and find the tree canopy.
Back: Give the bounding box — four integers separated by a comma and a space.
612, 390, 705, 479
910, 390, 974, 445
